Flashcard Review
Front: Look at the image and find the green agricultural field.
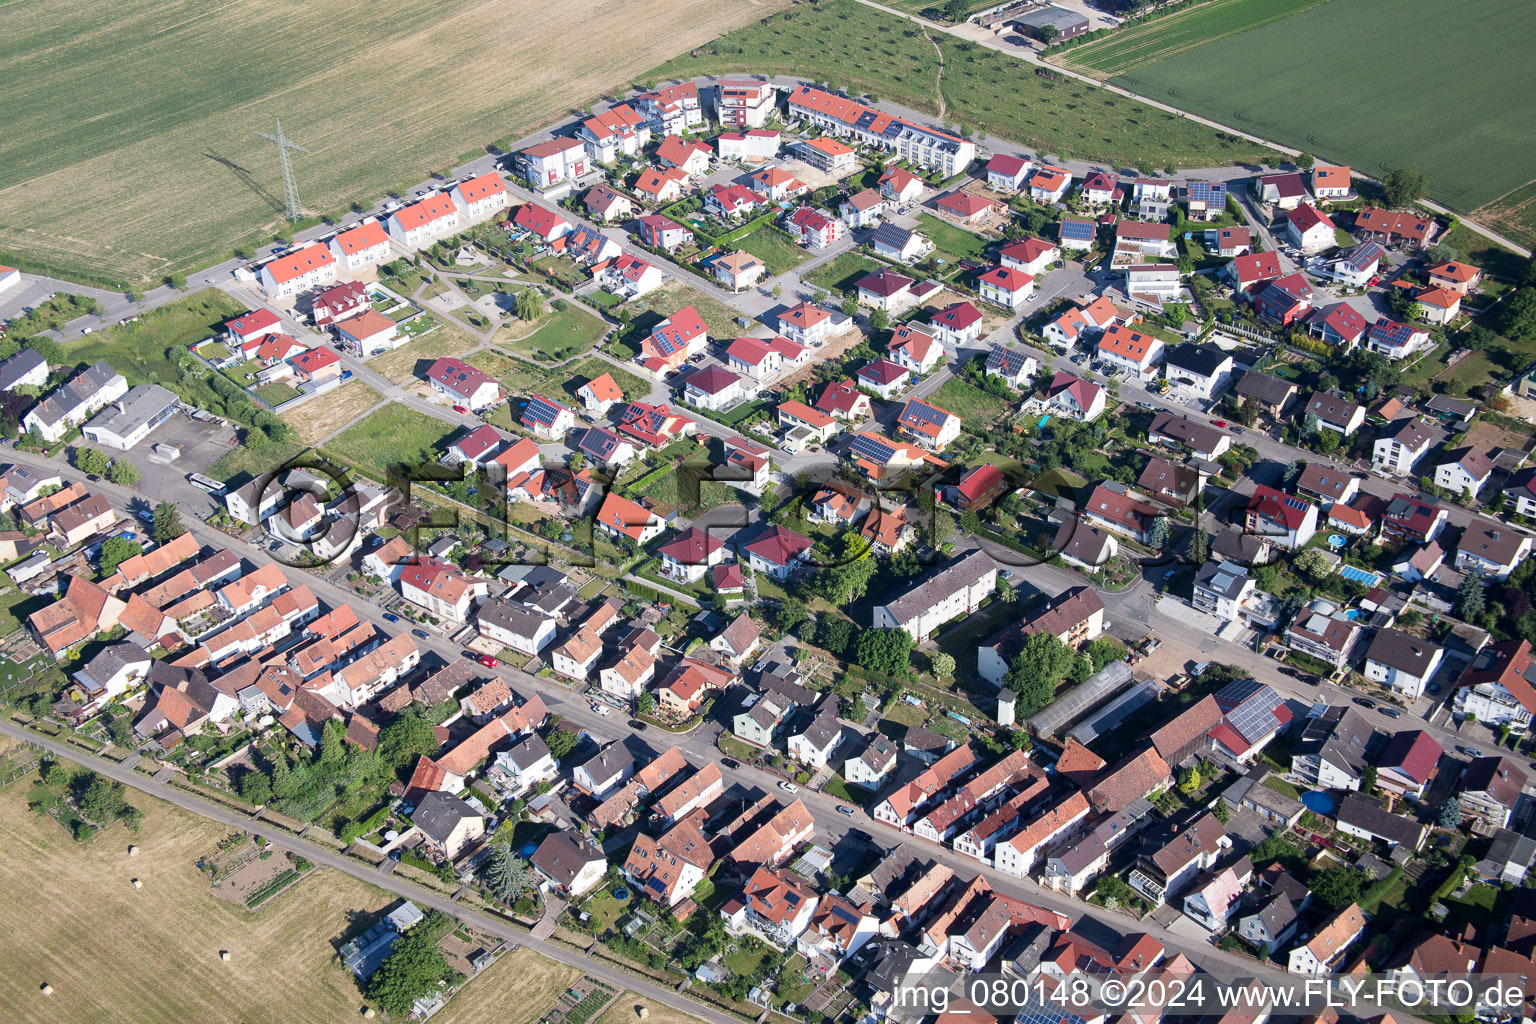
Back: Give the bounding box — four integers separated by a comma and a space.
1473, 181, 1536, 253
1082, 0, 1536, 212
651, 0, 1278, 171
0, 0, 788, 285
732, 225, 811, 277
1053, 0, 1332, 78
321, 404, 454, 483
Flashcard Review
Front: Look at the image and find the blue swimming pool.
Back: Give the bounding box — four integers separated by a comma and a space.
1339, 564, 1382, 587
1300, 791, 1336, 815
1327, 534, 1348, 549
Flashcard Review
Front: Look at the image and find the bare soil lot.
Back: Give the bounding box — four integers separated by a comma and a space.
283, 380, 385, 445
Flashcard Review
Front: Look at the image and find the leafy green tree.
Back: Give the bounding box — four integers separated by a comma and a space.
994, 576, 1016, 603
856, 628, 914, 676
776, 597, 810, 634
1188, 528, 1211, 564
480, 843, 533, 904
1310, 865, 1366, 909
942, 0, 969, 20
1295, 151, 1315, 170
515, 288, 543, 321
959, 508, 981, 535
545, 725, 580, 761
108, 459, 142, 486
636, 692, 654, 715
1499, 288, 1536, 341
152, 501, 184, 543
841, 293, 859, 317
1361, 765, 1378, 792
810, 536, 877, 605
1315, 428, 1341, 454
930, 652, 956, 679
237, 769, 272, 805
869, 308, 889, 333
367, 915, 453, 1014
817, 616, 853, 655
1294, 547, 1334, 583
1005, 632, 1075, 714
97, 536, 143, 577
72, 447, 110, 477
1456, 573, 1485, 621
378, 708, 437, 770
1381, 168, 1429, 208
677, 911, 728, 971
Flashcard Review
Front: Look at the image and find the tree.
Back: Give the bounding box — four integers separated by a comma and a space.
97, 536, 143, 577
1361, 765, 1378, 792
1177, 765, 1201, 794
108, 459, 142, 486
817, 616, 853, 655
72, 447, 110, 477
152, 501, 184, 543
1499, 287, 1536, 341
368, 917, 453, 1014
809, 536, 877, 605
931, 652, 956, 679
378, 707, 437, 770
841, 293, 859, 317
776, 597, 810, 634
1295, 151, 1315, 170
1303, 411, 1320, 437
545, 724, 580, 761
636, 692, 655, 715
1005, 632, 1075, 714
1294, 547, 1334, 583
869, 307, 890, 333
994, 576, 1016, 603
677, 911, 728, 971
1146, 516, 1169, 549
1311, 866, 1366, 909
1189, 528, 1211, 565
1437, 795, 1462, 828
1456, 573, 1485, 621
481, 843, 533, 904
1381, 168, 1429, 208
515, 288, 543, 321
856, 628, 915, 677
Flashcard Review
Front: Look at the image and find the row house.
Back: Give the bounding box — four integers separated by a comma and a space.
329, 219, 391, 273
992, 792, 1092, 878
386, 193, 459, 248
1129, 812, 1227, 904
911, 750, 1044, 846
578, 103, 650, 163
787, 86, 974, 174
873, 744, 978, 830
636, 82, 704, 135
517, 137, 589, 188
398, 558, 487, 625
449, 171, 509, 221
259, 242, 336, 300
871, 551, 996, 644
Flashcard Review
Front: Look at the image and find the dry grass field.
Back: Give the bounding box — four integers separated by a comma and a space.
594, 991, 708, 1024
0, 0, 790, 286
283, 380, 385, 445
432, 947, 582, 1024
0, 773, 392, 1023
370, 322, 480, 386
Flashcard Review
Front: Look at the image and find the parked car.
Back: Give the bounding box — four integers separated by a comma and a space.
477, 654, 498, 668
1381, 708, 1402, 718
1353, 697, 1376, 709
836, 805, 856, 817
382, 612, 400, 623
453, 405, 469, 414
628, 719, 648, 731
1211, 418, 1227, 427
413, 628, 430, 639
720, 758, 740, 770
1464, 747, 1484, 758
778, 781, 799, 794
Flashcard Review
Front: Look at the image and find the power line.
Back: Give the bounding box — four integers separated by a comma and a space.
254, 118, 311, 222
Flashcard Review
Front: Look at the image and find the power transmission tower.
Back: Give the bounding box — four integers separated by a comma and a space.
254, 118, 311, 222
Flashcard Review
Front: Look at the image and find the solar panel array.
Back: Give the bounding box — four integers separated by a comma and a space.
1187, 180, 1227, 204
1282, 495, 1310, 512
1019, 993, 1089, 1024
850, 434, 898, 464
900, 399, 950, 429
1060, 219, 1095, 240
1220, 682, 1284, 744
524, 395, 564, 426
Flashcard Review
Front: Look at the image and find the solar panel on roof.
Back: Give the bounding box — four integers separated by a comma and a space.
900, 400, 949, 428
1283, 496, 1308, 511
850, 435, 897, 463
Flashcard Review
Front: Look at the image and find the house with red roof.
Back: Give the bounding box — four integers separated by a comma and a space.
985, 153, 1033, 191
928, 301, 983, 348
1078, 171, 1119, 206
839, 188, 888, 228
848, 431, 947, 482
577, 103, 650, 163
856, 359, 912, 401
795, 136, 857, 176
596, 492, 664, 545
1204, 225, 1251, 257
1374, 730, 1443, 799
443, 425, 508, 469
1287, 204, 1336, 252
517, 137, 589, 188
328, 219, 391, 272
888, 324, 943, 374
575, 372, 624, 417
520, 394, 576, 439
947, 463, 1007, 512
636, 82, 704, 135
1254, 273, 1314, 327
896, 397, 961, 451
878, 167, 925, 206
334, 310, 401, 358
725, 337, 782, 379
777, 302, 835, 345
1354, 206, 1437, 249
426, 357, 503, 411
640, 305, 709, 374
1097, 324, 1164, 379
682, 365, 748, 413
743, 526, 813, 581
655, 135, 712, 177
513, 202, 573, 243
706, 183, 766, 219
717, 79, 777, 128
636, 215, 694, 253
386, 193, 460, 248
1427, 261, 1481, 294
751, 166, 809, 202
289, 346, 342, 385
1365, 317, 1431, 360
1306, 303, 1369, 349
311, 280, 369, 329
1024, 372, 1106, 423
814, 379, 872, 422
658, 526, 726, 583
936, 191, 999, 225
633, 165, 689, 203
1311, 165, 1352, 201
1244, 484, 1318, 549
977, 266, 1034, 310
999, 236, 1059, 276
1225, 250, 1282, 296
449, 171, 509, 221
615, 401, 694, 447
1454, 640, 1536, 730
776, 400, 838, 444
225, 308, 283, 347
259, 242, 337, 300
1029, 165, 1071, 203
785, 207, 844, 249
596, 253, 664, 300
856, 268, 915, 312
1041, 294, 1126, 349
1415, 286, 1461, 325
584, 184, 633, 224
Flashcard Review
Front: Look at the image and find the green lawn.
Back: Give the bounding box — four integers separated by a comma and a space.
803, 252, 889, 295
651, 0, 1279, 170
562, 357, 651, 403
208, 439, 307, 482
916, 213, 990, 272
255, 383, 301, 406
60, 289, 244, 386
466, 348, 556, 396
503, 306, 608, 363
321, 404, 454, 483
929, 377, 1014, 429
1083, 0, 1536, 211
731, 225, 811, 277
1438, 222, 1529, 282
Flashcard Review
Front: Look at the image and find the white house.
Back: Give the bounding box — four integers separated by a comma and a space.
329, 220, 391, 272
871, 551, 996, 644
1454, 641, 1536, 730
977, 266, 1034, 310
387, 193, 460, 248
681, 366, 747, 413
1372, 418, 1441, 477
1455, 519, 1533, 581
1363, 629, 1443, 701
449, 171, 510, 221
259, 242, 337, 300
1162, 344, 1234, 400
1286, 205, 1336, 252
427, 358, 503, 411
998, 237, 1058, 276
477, 599, 557, 656
1434, 447, 1493, 499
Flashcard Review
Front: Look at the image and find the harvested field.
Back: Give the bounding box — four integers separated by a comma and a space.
0, 772, 392, 1024
431, 946, 581, 1024
0, 0, 790, 285
283, 380, 384, 445
369, 323, 479, 386
593, 991, 709, 1024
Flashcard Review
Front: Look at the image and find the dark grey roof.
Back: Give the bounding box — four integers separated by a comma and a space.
869, 843, 930, 895
872, 222, 914, 250
530, 830, 603, 886
903, 725, 951, 754
504, 734, 551, 770
877, 550, 995, 624
412, 791, 481, 842
1249, 890, 1299, 936
1365, 628, 1441, 676
1293, 706, 1372, 777
577, 742, 634, 781
1213, 528, 1269, 565
73, 643, 153, 693
1195, 559, 1251, 600
1164, 343, 1230, 379
1234, 370, 1296, 406
477, 597, 553, 639
0, 348, 47, 391
1009, 5, 1089, 31
1336, 792, 1426, 848
863, 939, 922, 994
794, 702, 842, 751
83, 384, 178, 440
